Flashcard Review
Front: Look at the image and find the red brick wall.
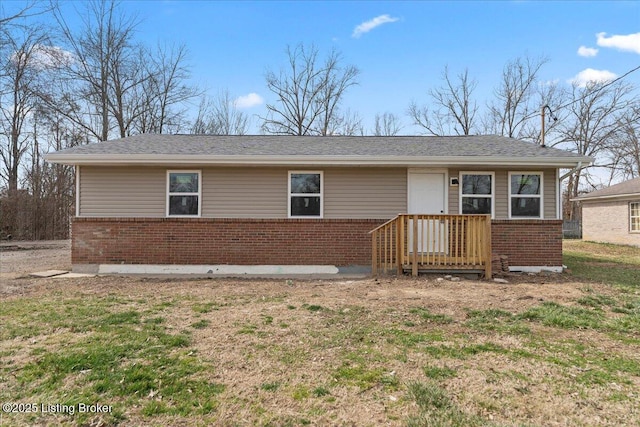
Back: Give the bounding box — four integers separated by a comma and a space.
491, 220, 563, 267
72, 218, 563, 268
72, 218, 385, 266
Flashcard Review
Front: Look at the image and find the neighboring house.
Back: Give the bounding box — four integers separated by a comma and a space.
45, 135, 591, 276
572, 178, 640, 247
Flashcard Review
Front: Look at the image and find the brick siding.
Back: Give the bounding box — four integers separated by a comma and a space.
72, 218, 563, 268
582, 200, 640, 247
491, 220, 563, 267
72, 218, 386, 266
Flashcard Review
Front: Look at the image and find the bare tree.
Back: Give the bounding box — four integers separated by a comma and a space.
554, 80, 637, 219
408, 66, 478, 136
133, 43, 199, 134
373, 112, 402, 136
261, 43, 360, 135
191, 90, 250, 135
51, 0, 139, 141
326, 109, 363, 136
608, 105, 640, 180
484, 55, 548, 139
0, 19, 75, 239
0, 25, 50, 193
314, 49, 360, 136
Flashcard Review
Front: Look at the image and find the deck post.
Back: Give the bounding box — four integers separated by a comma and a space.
412, 214, 418, 277
484, 215, 492, 279
371, 231, 377, 276
396, 216, 402, 275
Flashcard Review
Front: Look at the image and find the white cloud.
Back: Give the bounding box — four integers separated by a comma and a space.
352, 14, 399, 38
11, 44, 73, 70
570, 68, 618, 87
577, 46, 598, 57
234, 92, 264, 109
596, 32, 640, 54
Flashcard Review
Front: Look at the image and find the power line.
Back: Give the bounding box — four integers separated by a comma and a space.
530, 64, 640, 121
555, 64, 640, 112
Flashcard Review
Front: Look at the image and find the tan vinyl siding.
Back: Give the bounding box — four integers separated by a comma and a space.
202, 168, 286, 218
79, 166, 407, 219
448, 168, 557, 219
324, 168, 406, 219
78, 166, 556, 219
79, 167, 166, 217
543, 169, 556, 219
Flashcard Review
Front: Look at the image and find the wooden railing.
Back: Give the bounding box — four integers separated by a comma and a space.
370, 214, 492, 278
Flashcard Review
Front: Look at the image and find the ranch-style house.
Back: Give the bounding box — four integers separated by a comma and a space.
45, 134, 592, 277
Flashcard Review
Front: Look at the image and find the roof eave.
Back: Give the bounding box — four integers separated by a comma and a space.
571, 193, 640, 202
44, 154, 593, 168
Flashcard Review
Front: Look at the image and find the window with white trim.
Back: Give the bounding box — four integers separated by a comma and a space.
288, 171, 322, 218
631, 202, 640, 232
509, 172, 543, 218
167, 170, 201, 216
460, 172, 494, 216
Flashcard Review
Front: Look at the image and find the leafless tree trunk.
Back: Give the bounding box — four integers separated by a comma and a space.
261, 43, 360, 135
191, 90, 249, 135
408, 66, 478, 136
373, 112, 402, 136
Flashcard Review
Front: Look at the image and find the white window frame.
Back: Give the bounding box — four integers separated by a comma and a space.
630, 202, 640, 233
288, 171, 323, 219
508, 171, 544, 219
459, 171, 495, 219
166, 170, 202, 217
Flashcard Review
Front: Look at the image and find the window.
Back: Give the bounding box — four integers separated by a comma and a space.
631, 202, 640, 232
289, 171, 322, 218
167, 171, 201, 216
509, 172, 543, 218
460, 172, 494, 216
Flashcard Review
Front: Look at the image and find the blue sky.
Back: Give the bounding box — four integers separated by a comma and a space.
6, 0, 640, 134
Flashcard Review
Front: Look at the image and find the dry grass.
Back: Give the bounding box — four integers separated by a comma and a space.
1, 241, 640, 426
2, 274, 640, 426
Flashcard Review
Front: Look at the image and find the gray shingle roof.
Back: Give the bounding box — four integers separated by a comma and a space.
574, 177, 640, 201
45, 134, 592, 166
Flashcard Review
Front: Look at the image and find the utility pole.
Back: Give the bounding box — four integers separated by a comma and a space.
540, 105, 557, 147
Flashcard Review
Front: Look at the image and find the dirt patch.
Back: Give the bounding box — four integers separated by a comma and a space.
0, 240, 71, 277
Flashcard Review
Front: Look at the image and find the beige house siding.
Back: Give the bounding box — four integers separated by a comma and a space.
79, 166, 556, 220
582, 199, 640, 247
448, 168, 557, 219
324, 168, 406, 218
543, 169, 557, 219
78, 166, 406, 219
202, 168, 286, 218
79, 166, 166, 217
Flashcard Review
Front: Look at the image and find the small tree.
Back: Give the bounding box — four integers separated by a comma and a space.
191, 90, 250, 135
373, 112, 402, 136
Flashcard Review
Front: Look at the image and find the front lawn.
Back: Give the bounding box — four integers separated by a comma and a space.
1, 243, 639, 426
563, 240, 640, 288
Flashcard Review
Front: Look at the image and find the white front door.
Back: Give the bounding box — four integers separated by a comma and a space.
408, 171, 447, 253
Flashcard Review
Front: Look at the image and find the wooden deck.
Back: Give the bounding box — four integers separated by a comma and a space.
370, 214, 492, 278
